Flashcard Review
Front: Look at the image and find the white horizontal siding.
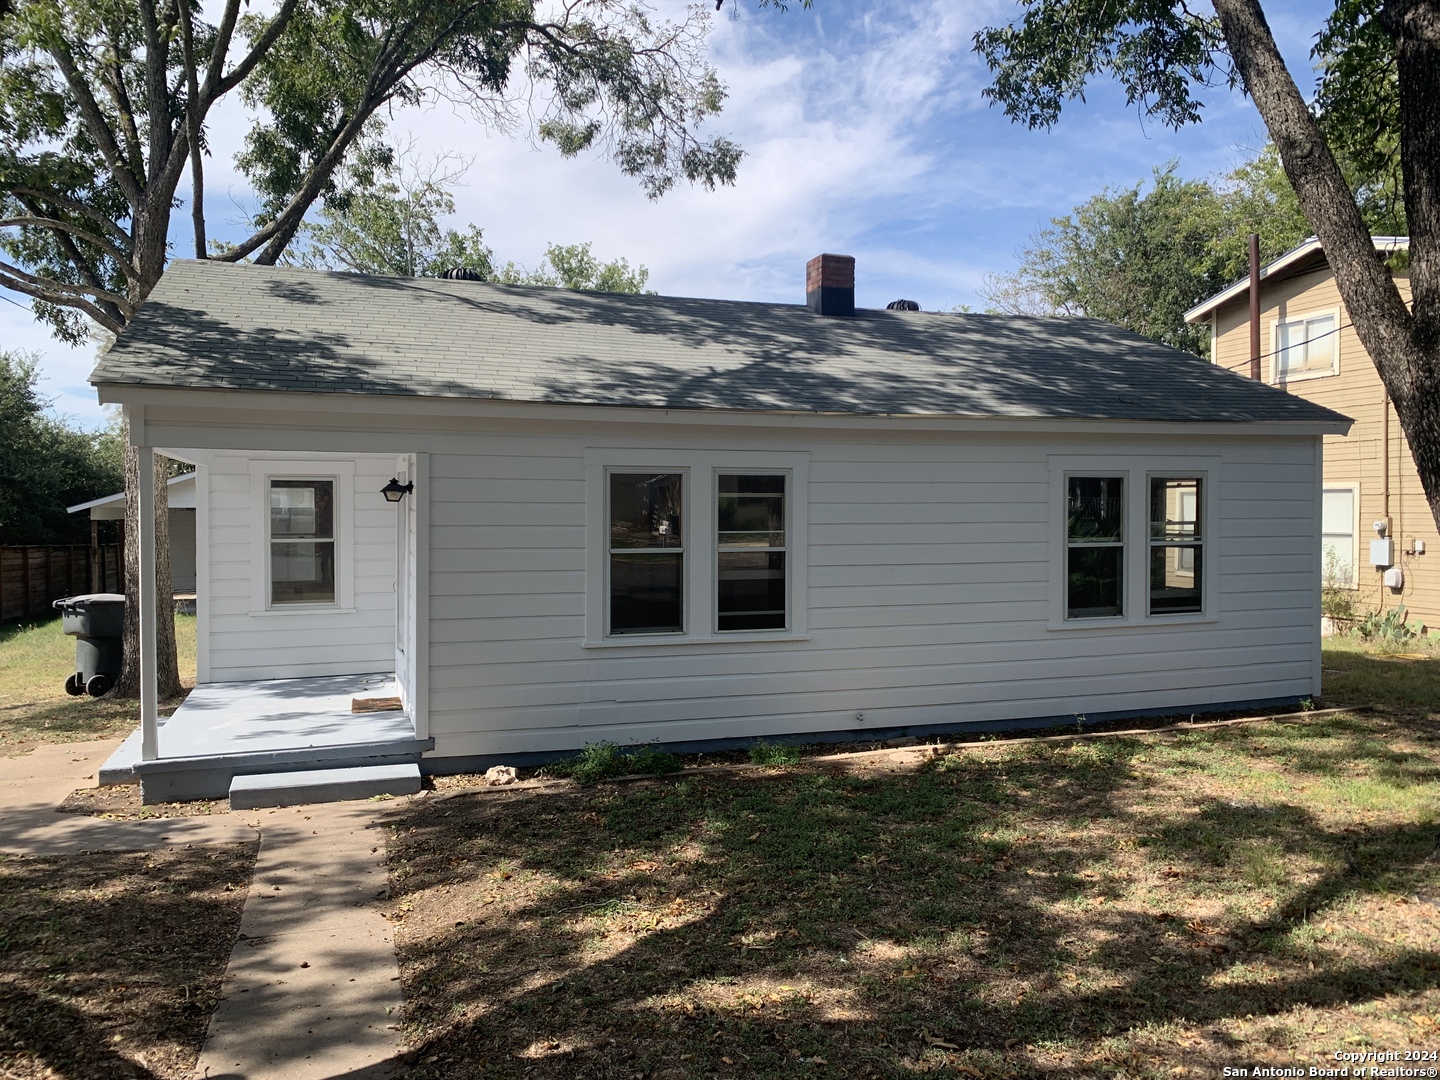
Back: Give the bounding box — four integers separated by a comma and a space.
201, 451, 399, 682
416, 426, 1321, 759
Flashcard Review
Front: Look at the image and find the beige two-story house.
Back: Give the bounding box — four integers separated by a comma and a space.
1186, 237, 1438, 628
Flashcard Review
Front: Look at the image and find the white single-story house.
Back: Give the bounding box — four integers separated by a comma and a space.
67, 471, 198, 595
92, 255, 1349, 804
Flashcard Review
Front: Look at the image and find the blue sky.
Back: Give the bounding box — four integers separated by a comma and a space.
2, 0, 1329, 429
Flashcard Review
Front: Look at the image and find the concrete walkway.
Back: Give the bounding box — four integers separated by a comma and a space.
0, 738, 406, 1080
194, 804, 403, 1080
0, 738, 257, 854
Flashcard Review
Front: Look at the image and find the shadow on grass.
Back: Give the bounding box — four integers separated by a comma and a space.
384, 734, 1440, 1078
0, 844, 256, 1078
1322, 643, 1440, 712
0, 615, 57, 648
0, 695, 140, 744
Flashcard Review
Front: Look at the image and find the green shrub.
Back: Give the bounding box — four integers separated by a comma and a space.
748, 740, 801, 766
1354, 605, 1428, 647
1321, 548, 1358, 622
545, 741, 678, 785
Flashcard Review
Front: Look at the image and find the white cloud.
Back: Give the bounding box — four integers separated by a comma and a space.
9, 0, 1331, 417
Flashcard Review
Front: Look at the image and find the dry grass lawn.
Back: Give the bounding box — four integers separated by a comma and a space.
0, 843, 257, 1079
383, 650, 1440, 1078
0, 613, 195, 756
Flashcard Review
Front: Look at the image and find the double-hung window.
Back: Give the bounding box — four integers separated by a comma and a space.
1065, 476, 1125, 619
1056, 461, 1215, 626
1275, 311, 1338, 382
609, 472, 685, 635
717, 474, 787, 631
1149, 478, 1203, 614
588, 452, 808, 645
269, 479, 336, 605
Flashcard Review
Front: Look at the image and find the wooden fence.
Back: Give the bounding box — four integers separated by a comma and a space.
0, 545, 122, 622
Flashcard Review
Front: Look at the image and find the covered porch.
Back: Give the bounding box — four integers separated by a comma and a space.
101, 672, 433, 802
119, 433, 431, 805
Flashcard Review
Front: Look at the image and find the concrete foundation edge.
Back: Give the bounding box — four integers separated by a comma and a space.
417, 696, 1306, 776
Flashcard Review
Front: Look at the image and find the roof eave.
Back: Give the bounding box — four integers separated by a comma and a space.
1184, 235, 1410, 324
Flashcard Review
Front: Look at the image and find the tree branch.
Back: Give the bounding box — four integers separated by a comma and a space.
45, 40, 145, 210
10, 188, 135, 248
1213, 0, 1415, 382
102, 23, 146, 180
201, 0, 242, 97
136, 0, 170, 185
214, 0, 303, 98
1381, 0, 1440, 331
0, 216, 138, 274
177, 0, 208, 259
0, 262, 128, 332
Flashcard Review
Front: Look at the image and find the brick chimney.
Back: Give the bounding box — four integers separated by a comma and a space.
806, 253, 855, 317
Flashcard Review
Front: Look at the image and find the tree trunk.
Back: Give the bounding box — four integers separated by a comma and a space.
1214, 0, 1440, 537
111, 428, 182, 701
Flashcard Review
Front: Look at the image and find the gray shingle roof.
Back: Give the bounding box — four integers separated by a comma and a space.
92, 260, 1348, 425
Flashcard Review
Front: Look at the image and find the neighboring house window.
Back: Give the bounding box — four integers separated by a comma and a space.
1275, 311, 1339, 382
609, 472, 685, 635
269, 479, 336, 605
1149, 478, 1203, 614
717, 474, 787, 631
1066, 476, 1125, 619
1322, 487, 1357, 587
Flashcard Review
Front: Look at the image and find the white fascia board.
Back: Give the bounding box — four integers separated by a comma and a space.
1184, 236, 1410, 325
96, 384, 1351, 441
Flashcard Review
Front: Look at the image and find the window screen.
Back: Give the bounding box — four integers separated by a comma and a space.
717, 474, 786, 632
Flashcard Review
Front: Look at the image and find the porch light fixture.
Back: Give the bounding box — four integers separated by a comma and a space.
381, 478, 414, 503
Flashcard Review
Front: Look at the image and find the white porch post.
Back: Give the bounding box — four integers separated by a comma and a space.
138, 445, 159, 761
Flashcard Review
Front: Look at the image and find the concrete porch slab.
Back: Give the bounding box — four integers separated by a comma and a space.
99, 673, 432, 803
230, 763, 422, 810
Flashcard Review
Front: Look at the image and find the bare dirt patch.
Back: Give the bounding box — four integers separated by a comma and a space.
0, 842, 257, 1079
58, 783, 231, 820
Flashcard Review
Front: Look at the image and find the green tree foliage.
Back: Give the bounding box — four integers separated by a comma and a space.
288, 150, 495, 279
983, 152, 1313, 355
973, 0, 1440, 534
290, 148, 649, 291
497, 243, 651, 294
0, 0, 740, 340
0, 351, 122, 544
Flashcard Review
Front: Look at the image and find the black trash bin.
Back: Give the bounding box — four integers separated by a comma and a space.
54, 593, 126, 697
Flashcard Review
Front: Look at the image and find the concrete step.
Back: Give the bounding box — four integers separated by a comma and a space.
229, 763, 422, 810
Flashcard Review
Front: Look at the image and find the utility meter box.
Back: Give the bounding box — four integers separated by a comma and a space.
1371, 538, 1395, 568
1384, 566, 1405, 590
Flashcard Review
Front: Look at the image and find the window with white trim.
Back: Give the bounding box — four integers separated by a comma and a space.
1065, 476, 1125, 619
1275, 311, 1339, 382
269, 478, 336, 605
717, 474, 787, 632
608, 472, 685, 635
1321, 487, 1357, 587
585, 451, 808, 646
1149, 478, 1203, 614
